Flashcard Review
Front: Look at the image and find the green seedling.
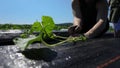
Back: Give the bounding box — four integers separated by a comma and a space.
13, 16, 87, 50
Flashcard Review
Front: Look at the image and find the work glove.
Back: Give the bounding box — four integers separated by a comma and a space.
68, 25, 82, 36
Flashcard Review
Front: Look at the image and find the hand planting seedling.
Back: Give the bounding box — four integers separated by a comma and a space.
13, 16, 87, 50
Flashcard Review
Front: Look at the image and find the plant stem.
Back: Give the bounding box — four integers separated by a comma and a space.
55, 35, 67, 39
41, 38, 68, 47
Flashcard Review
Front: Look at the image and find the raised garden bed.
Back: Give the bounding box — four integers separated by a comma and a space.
0, 32, 120, 68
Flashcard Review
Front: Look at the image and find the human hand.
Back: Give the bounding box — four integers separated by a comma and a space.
68, 25, 82, 36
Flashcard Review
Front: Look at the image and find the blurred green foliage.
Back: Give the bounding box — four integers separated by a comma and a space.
109, 26, 114, 32
0, 23, 72, 30
0, 24, 31, 30
0, 23, 114, 32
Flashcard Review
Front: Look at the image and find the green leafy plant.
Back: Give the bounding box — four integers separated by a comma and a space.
13, 16, 87, 50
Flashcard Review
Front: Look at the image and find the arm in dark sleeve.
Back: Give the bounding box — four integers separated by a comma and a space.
71, 0, 82, 26
96, 0, 109, 22
84, 0, 109, 38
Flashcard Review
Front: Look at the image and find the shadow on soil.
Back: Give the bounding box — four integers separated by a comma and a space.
20, 48, 57, 62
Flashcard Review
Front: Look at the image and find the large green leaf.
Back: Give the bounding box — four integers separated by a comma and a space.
41, 16, 55, 34
30, 21, 42, 33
